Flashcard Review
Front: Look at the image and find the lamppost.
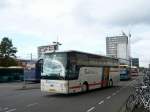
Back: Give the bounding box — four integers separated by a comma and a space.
128, 32, 132, 67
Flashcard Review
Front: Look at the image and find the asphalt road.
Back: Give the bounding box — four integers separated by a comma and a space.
0, 76, 141, 112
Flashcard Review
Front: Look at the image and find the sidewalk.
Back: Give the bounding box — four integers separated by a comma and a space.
119, 101, 146, 112
0, 82, 40, 92
17, 82, 40, 90
132, 106, 145, 112
119, 74, 146, 112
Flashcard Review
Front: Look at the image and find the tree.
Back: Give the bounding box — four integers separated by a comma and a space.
0, 37, 18, 67
0, 37, 17, 58
0, 57, 18, 67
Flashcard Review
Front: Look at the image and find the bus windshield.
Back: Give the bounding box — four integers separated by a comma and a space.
42, 53, 67, 80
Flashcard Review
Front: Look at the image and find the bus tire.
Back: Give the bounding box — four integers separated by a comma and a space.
82, 83, 88, 92
109, 80, 113, 87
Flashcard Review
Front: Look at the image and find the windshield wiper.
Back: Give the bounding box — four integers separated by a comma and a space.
56, 73, 64, 80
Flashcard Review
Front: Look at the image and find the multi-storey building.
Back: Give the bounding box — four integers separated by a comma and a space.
106, 33, 130, 65
131, 58, 139, 67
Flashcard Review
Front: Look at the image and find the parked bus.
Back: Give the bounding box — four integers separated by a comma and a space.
41, 50, 120, 94
120, 65, 131, 80
24, 59, 43, 82
0, 66, 24, 82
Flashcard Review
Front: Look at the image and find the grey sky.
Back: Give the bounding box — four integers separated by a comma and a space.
0, 0, 150, 67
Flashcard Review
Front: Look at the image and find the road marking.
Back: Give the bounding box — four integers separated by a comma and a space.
120, 87, 123, 90
27, 103, 38, 107
122, 87, 126, 89
112, 93, 116, 96
5, 108, 16, 112
87, 107, 95, 112
98, 100, 104, 105
116, 90, 119, 93
106, 96, 111, 100
4, 107, 9, 110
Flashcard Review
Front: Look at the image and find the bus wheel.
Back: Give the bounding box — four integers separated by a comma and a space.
82, 83, 88, 92
109, 80, 113, 87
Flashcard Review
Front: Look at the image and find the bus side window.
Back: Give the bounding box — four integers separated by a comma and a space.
68, 64, 79, 80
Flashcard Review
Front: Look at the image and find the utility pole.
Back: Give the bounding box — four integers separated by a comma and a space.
128, 32, 131, 67
30, 53, 32, 61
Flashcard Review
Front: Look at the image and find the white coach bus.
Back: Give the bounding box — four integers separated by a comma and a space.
41, 50, 120, 94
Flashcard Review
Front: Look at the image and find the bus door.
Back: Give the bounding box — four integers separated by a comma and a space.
102, 67, 110, 87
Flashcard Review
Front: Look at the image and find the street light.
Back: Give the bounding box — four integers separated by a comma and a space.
128, 32, 131, 67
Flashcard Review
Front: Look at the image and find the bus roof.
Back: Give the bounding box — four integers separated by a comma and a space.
0, 66, 23, 69
119, 65, 129, 67
45, 50, 118, 60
